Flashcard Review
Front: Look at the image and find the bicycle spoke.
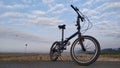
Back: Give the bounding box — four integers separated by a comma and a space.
71, 36, 100, 65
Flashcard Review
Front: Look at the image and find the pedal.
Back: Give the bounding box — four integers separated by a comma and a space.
60, 47, 66, 50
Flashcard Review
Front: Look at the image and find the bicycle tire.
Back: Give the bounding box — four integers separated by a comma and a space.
70, 35, 101, 66
50, 41, 60, 61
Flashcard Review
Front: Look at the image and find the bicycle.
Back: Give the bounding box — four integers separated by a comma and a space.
50, 5, 101, 66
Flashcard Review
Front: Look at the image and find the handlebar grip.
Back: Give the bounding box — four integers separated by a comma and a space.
71, 5, 84, 22
71, 5, 76, 11
71, 5, 74, 8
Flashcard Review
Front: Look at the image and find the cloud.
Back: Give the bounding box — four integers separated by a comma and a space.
0, 27, 49, 43
0, 12, 27, 18
47, 4, 67, 14
47, 4, 64, 12
81, 1, 120, 40
29, 17, 63, 26
0, 11, 63, 26
82, 8, 100, 17
93, 20, 120, 38
21, 0, 42, 7
83, 0, 94, 6
42, 0, 54, 3
95, 2, 120, 11
0, 1, 66, 26
82, 1, 120, 20
91, 11, 117, 20
0, 21, 5, 25
52, 8, 67, 14
32, 10, 46, 15
0, 3, 28, 9
22, 0, 36, 4
81, 1, 120, 23
70, 0, 79, 3
103, 2, 120, 10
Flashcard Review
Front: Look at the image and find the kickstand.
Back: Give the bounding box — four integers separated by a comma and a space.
59, 55, 63, 61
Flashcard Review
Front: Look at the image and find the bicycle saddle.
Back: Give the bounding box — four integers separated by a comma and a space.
58, 24, 66, 29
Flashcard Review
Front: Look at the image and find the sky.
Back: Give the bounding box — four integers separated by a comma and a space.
0, 0, 120, 53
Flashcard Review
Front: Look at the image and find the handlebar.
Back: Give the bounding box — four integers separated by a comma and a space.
71, 5, 78, 12
71, 5, 84, 22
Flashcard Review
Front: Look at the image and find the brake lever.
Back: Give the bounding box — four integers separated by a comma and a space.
75, 7, 79, 11
81, 17, 85, 22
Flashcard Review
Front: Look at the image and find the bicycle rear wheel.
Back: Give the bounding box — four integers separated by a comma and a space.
70, 35, 100, 66
50, 41, 60, 61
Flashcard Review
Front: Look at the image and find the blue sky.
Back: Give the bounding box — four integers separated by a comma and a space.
0, 0, 120, 53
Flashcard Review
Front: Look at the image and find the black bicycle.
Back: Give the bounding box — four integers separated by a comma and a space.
50, 5, 101, 66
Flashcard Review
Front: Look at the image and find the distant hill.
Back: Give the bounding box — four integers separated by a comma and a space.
101, 48, 120, 53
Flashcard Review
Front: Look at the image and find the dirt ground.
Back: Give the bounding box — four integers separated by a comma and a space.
0, 53, 120, 62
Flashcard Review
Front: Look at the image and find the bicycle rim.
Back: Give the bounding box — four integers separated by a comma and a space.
71, 36, 100, 65
50, 42, 60, 61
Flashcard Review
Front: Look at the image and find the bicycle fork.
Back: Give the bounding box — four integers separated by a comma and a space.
79, 38, 86, 51
78, 32, 86, 51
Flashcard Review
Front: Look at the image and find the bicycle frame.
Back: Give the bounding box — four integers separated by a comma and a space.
59, 5, 87, 51
60, 16, 81, 48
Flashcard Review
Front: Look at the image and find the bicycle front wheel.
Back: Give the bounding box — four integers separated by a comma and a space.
70, 35, 100, 66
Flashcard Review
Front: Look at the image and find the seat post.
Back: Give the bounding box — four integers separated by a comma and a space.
58, 24, 66, 42
61, 29, 64, 42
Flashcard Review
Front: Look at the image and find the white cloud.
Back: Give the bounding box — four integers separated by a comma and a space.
29, 17, 63, 26
32, 10, 46, 15
47, 4, 67, 14
0, 3, 28, 9
42, 0, 54, 3
0, 12, 36, 19
0, 21, 5, 25
0, 12, 25, 18
82, 1, 120, 39
95, 2, 120, 11
21, 0, 42, 7
47, 4, 64, 12
70, 0, 79, 3
83, 0, 94, 6
82, 1, 120, 22
0, 11, 63, 26
94, 20, 120, 38
22, 0, 35, 4
91, 11, 117, 20
103, 2, 120, 10
0, 27, 49, 43
52, 8, 67, 14
82, 8, 100, 16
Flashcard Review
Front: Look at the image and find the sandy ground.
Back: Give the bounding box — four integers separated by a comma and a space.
0, 53, 120, 62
